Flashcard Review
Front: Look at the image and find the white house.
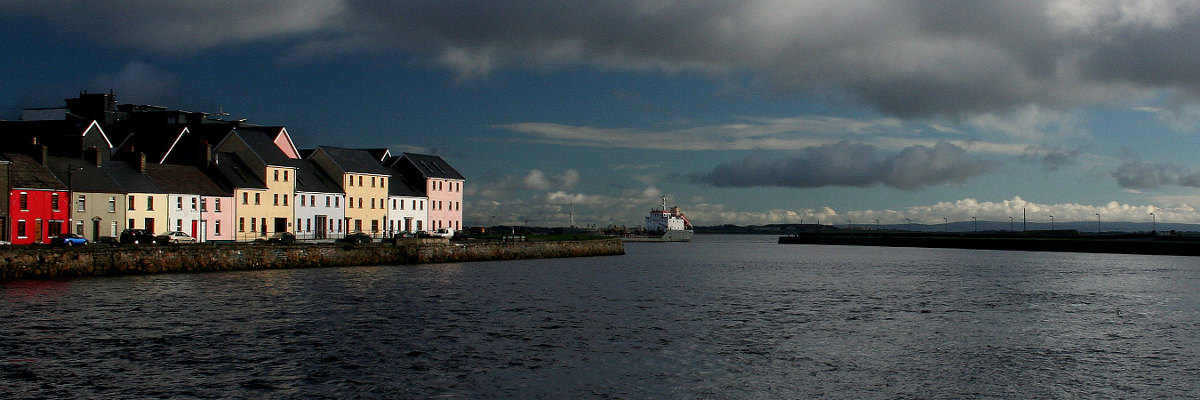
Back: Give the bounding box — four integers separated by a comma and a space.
293, 159, 346, 240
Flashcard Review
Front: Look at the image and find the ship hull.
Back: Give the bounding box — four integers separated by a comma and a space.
623, 229, 693, 242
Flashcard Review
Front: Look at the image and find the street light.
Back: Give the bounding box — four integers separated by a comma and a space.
1150, 212, 1156, 233
1049, 214, 1054, 231
906, 218, 912, 232
1008, 216, 1013, 232
972, 216, 977, 233
943, 217, 948, 233
1095, 213, 1101, 233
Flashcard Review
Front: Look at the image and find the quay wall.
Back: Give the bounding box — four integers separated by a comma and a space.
0, 239, 625, 280
778, 234, 1200, 256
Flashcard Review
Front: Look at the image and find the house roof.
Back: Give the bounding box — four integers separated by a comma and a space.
104, 159, 161, 193
230, 128, 302, 168
145, 163, 230, 196
395, 153, 465, 180
388, 171, 426, 197
2, 153, 67, 190
44, 156, 125, 193
0, 120, 112, 157
210, 151, 266, 190
295, 160, 344, 194
316, 146, 393, 175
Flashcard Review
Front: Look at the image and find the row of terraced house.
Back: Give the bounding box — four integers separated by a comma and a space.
0, 92, 464, 245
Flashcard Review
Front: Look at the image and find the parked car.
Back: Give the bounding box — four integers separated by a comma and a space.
95, 236, 120, 247
431, 228, 456, 238
265, 232, 296, 244
156, 231, 197, 244
50, 233, 89, 246
337, 232, 372, 244
120, 229, 156, 245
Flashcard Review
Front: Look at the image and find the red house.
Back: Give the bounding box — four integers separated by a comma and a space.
2, 153, 70, 244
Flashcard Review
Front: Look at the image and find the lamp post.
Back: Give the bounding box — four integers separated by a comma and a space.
906, 218, 912, 232
1150, 212, 1156, 233
1008, 216, 1013, 232
972, 216, 977, 233
943, 217, 948, 233
875, 219, 879, 231
1049, 214, 1054, 230
1095, 213, 1101, 233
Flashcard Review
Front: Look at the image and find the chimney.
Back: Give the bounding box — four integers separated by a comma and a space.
37, 145, 48, 166
202, 144, 213, 168
88, 146, 103, 168
138, 152, 147, 174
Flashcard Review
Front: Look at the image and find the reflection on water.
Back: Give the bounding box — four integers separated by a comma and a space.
3, 234, 1200, 398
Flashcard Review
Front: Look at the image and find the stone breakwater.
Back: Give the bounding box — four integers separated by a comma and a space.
0, 238, 625, 280
779, 233, 1200, 256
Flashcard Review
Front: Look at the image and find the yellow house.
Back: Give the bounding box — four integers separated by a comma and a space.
308, 147, 392, 236
212, 128, 300, 241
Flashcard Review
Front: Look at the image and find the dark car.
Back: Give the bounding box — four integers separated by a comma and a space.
50, 233, 89, 246
266, 232, 296, 244
337, 232, 372, 244
120, 229, 156, 245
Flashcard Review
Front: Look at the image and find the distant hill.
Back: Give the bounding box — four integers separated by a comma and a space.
696, 221, 1200, 235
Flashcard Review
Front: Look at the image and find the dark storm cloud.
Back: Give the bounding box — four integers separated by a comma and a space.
1113, 161, 1200, 189
692, 141, 995, 190
8, 1, 1200, 117
1020, 144, 1081, 171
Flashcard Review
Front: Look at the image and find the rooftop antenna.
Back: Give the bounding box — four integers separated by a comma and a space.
210, 106, 230, 121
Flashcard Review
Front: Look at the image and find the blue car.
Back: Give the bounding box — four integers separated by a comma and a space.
51, 233, 89, 246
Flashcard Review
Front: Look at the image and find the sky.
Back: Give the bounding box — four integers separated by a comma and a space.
6, 1, 1200, 228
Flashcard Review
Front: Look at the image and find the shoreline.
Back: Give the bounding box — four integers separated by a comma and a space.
778, 232, 1200, 256
0, 238, 625, 280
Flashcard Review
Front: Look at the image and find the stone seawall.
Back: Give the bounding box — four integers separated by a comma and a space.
0, 239, 625, 280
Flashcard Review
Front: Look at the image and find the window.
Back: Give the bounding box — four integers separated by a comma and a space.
283, 170, 288, 181
17, 220, 26, 237
255, 193, 260, 205
111, 221, 117, 237
243, 192, 249, 205
177, 197, 183, 210
77, 195, 86, 212
176, 219, 183, 231
128, 219, 134, 229
239, 217, 245, 232
337, 219, 342, 232
201, 198, 207, 212
282, 195, 287, 206
215, 199, 221, 212
129, 195, 135, 210
399, 199, 404, 210
274, 170, 279, 181
75, 221, 83, 235
358, 176, 363, 186
310, 195, 315, 206
215, 220, 222, 235
274, 194, 279, 206
358, 198, 363, 209
335, 197, 339, 207
300, 195, 306, 207
250, 217, 256, 232
306, 219, 311, 232
371, 177, 375, 187
52, 193, 60, 211
371, 220, 379, 232
326, 196, 330, 207
191, 197, 198, 210
145, 218, 154, 233
371, 198, 375, 209
416, 220, 422, 231
108, 197, 116, 213
297, 218, 301, 229
147, 197, 154, 211
348, 197, 353, 208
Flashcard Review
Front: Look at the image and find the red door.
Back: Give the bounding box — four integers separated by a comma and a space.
191, 220, 198, 238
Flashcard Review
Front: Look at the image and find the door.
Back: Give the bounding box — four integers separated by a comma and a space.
191, 220, 198, 238
92, 219, 100, 240
315, 215, 327, 239
274, 217, 287, 234
34, 219, 43, 243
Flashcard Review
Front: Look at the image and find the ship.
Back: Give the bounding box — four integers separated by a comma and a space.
624, 196, 694, 242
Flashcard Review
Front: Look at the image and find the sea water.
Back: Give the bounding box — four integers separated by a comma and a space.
3, 235, 1199, 398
